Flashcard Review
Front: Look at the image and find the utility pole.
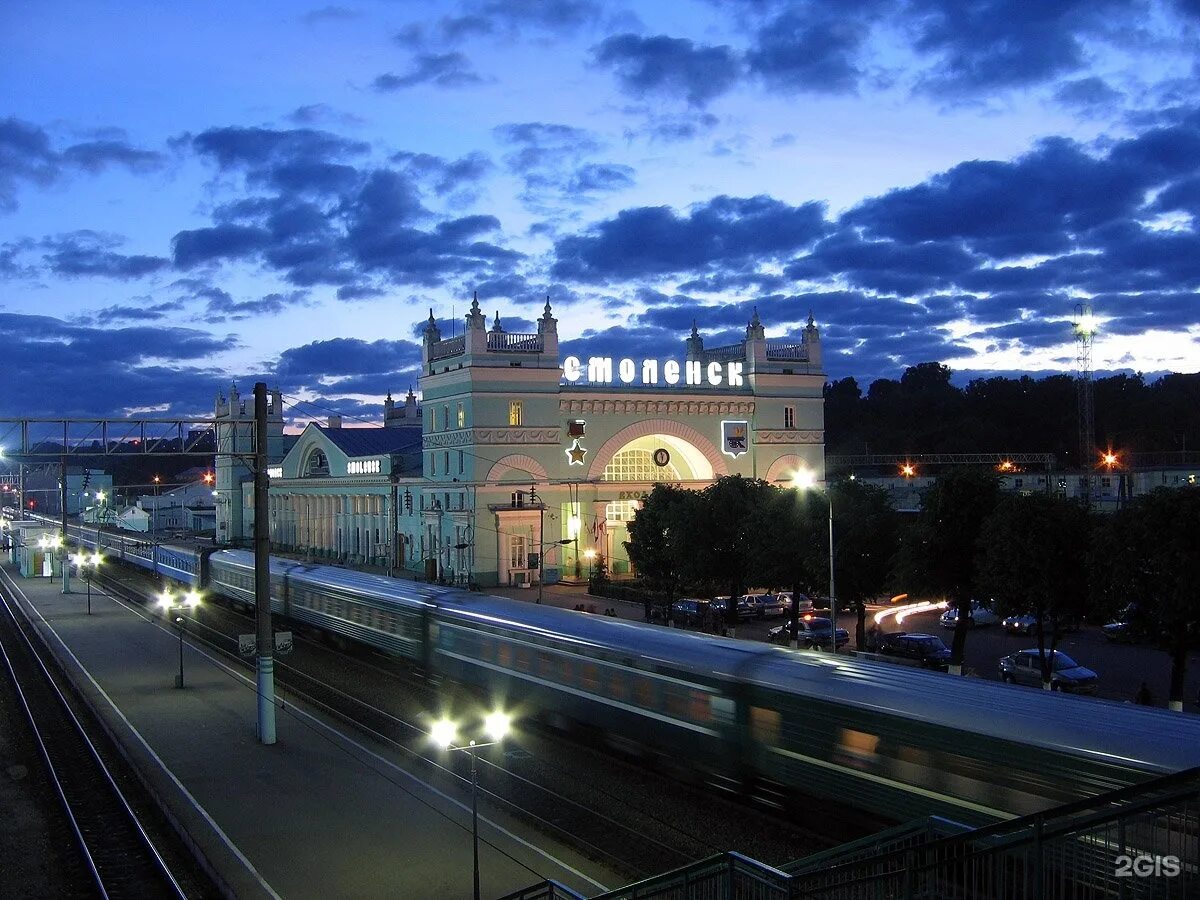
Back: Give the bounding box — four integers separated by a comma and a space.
253, 383, 277, 745
60, 454, 71, 594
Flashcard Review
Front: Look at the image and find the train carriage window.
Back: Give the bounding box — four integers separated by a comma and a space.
581, 662, 599, 693
836, 729, 881, 770
607, 669, 630, 701
634, 676, 655, 709
498, 643, 513, 668
663, 685, 688, 719
750, 706, 782, 745
515, 646, 531, 672
688, 690, 710, 724
709, 696, 734, 727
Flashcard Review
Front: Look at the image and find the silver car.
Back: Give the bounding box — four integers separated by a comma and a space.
999, 649, 1098, 693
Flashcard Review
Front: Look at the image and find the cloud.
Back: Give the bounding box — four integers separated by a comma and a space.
1052, 76, 1124, 113
40, 230, 169, 279
205, 289, 309, 322
188, 125, 369, 194
0, 312, 237, 417
593, 34, 741, 106
746, 10, 869, 94
390, 150, 494, 197
909, 0, 1127, 98
493, 121, 627, 206
298, 5, 360, 25
1, 117, 164, 212
91, 299, 185, 324
274, 336, 422, 384
373, 52, 485, 91
552, 194, 828, 281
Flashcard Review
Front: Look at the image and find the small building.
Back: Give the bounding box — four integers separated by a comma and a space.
138, 479, 218, 533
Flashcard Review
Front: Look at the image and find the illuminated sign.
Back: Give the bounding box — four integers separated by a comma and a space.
347, 459, 382, 474
721, 421, 749, 458
267, 466, 283, 479
562, 356, 744, 388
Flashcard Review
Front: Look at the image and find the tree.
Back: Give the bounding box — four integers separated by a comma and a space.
695, 476, 775, 628
750, 484, 828, 645
976, 494, 1092, 689
1098, 486, 1200, 710
625, 484, 699, 622
898, 469, 1002, 674
829, 480, 900, 649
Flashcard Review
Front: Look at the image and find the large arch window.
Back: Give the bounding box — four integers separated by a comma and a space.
602, 448, 681, 482
305, 449, 330, 477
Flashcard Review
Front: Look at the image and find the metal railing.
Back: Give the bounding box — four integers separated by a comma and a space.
794, 767, 1199, 899
500, 769, 1198, 900
766, 342, 809, 361
703, 343, 746, 362
488, 332, 544, 352
430, 335, 466, 360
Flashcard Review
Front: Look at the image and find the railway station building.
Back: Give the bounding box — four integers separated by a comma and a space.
218, 299, 827, 588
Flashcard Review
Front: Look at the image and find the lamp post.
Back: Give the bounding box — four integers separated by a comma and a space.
536, 539, 573, 604
430, 710, 511, 900
158, 589, 201, 688
94, 490, 107, 551
791, 470, 837, 652
72, 551, 102, 615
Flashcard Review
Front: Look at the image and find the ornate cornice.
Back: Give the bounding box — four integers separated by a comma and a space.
560, 399, 755, 416
424, 427, 559, 449
755, 429, 824, 444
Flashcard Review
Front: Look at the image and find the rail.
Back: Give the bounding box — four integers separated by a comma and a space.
430, 335, 466, 360
495, 881, 586, 900
766, 341, 809, 361
488, 332, 544, 352
702, 343, 746, 362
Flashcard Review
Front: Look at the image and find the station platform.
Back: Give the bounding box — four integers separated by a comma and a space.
0, 564, 621, 900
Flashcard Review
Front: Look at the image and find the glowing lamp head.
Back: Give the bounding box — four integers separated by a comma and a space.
900, 463, 916, 478
430, 718, 457, 749
157, 590, 175, 611
72, 552, 87, 568
567, 515, 581, 538
791, 469, 816, 490
484, 711, 511, 742
1102, 452, 1118, 467
183, 590, 202, 609
91, 552, 103, 567
1075, 312, 1097, 336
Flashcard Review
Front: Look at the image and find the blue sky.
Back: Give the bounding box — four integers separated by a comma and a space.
3, 0, 1200, 420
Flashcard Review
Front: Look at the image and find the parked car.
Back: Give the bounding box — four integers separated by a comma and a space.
940, 602, 1001, 629
742, 592, 786, 618
669, 598, 712, 627
1002, 613, 1082, 636
768, 616, 850, 649
999, 649, 1098, 693
874, 632, 952, 671
711, 596, 755, 621
773, 591, 813, 614
1103, 603, 1143, 643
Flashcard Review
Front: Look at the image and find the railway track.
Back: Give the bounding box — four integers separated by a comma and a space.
0, 572, 219, 900
97, 564, 837, 883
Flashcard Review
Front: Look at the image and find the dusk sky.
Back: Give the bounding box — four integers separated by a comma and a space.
4, 0, 1200, 421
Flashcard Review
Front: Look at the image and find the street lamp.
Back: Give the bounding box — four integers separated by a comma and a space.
72, 551, 102, 614
94, 490, 107, 550
430, 710, 511, 900
790, 469, 837, 652
158, 589, 202, 688
583, 548, 597, 580
536, 538, 574, 604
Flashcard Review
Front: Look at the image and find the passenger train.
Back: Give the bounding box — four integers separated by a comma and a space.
12, 512, 1200, 827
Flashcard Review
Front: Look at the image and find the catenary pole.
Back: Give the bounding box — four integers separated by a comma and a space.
60, 454, 71, 593
254, 383, 277, 744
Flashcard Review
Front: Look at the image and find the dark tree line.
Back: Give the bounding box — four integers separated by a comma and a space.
825, 364, 1200, 464
626, 473, 1200, 709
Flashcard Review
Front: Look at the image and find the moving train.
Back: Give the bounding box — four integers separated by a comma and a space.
14, 513, 1200, 827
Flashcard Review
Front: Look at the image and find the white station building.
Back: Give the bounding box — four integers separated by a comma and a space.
216, 299, 826, 588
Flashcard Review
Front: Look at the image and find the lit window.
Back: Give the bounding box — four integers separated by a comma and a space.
457, 402, 465, 429
509, 401, 523, 426
510, 535, 526, 569
784, 406, 795, 429
602, 448, 680, 482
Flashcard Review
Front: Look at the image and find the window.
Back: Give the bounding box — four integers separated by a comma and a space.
509, 401, 523, 426
442, 405, 449, 431
510, 535, 526, 569
602, 448, 680, 482
429, 452, 435, 475
458, 451, 464, 474
606, 499, 640, 523
457, 402, 465, 429
304, 449, 329, 477
784, 406, 795, 429
444, 450, 449, 474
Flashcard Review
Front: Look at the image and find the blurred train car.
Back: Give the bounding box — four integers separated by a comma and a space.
26, 519, 1200, 827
